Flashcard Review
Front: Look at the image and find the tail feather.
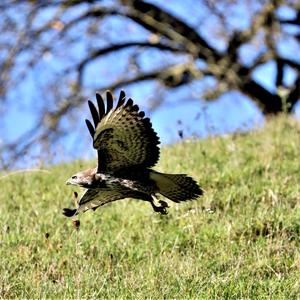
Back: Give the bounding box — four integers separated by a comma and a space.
150, 171, 203, 203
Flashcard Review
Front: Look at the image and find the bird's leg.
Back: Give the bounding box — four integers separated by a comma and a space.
150, 195, 169, 215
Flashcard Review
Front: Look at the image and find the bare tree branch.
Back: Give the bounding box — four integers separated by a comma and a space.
0, 0, 299, 167
76, 41, 186, 85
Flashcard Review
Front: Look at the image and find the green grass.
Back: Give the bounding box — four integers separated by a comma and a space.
0, 115, 299, 299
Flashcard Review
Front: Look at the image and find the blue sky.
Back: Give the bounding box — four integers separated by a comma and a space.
1, 1, 300, 167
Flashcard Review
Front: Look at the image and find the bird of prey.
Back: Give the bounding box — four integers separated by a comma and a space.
63, 91, 202, 217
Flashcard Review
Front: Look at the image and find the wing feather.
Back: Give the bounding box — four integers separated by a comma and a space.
74, 188, 148, 215
88, 100, 100, 127
74, 189, 126, 215
124, 98, 133, 108
86, 91, 160, 173
96, 93, 105, 118
131, 104, 139, 112
85, 119, 95, 137
106, 91, 113, 113
116, 90, 126, 108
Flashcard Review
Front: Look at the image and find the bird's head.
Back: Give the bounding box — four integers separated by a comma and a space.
66, 168, 97, 188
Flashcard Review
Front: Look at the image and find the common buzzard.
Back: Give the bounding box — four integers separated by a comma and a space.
63, 91, 202, 217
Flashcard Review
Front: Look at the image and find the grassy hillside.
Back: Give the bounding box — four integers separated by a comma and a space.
0, 116, 299, 299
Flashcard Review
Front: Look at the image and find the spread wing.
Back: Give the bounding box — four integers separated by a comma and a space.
75, 188, 126, 214
85, 91, 160, 173
75, 188, 149, 215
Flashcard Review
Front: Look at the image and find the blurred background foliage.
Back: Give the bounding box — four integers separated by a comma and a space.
0, 0, 299, 169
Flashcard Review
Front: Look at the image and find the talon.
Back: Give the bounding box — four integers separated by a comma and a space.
160, 207, 168, 215
150, 197, 169, 215
152, 204, 168, 215
159, 200, 169, 208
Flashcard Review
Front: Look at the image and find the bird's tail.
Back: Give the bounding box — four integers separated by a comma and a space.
150, 171, 203, 203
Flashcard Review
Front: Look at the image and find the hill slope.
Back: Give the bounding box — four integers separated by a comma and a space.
0, 116, 299, 298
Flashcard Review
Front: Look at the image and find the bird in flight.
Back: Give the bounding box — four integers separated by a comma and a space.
63, 91, 202, 217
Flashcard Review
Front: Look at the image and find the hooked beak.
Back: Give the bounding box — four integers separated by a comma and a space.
66, 178, 72, 185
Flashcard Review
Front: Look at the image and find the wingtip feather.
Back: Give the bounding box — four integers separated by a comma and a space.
96, 93, 105, 118
116, 90, 126, 108
138, 111, 145, 118
106, 90, 113, 113
85, 119, 95, 137
88, 100, 100, 126
125, 98, 133, 108
62, 208, 77, 217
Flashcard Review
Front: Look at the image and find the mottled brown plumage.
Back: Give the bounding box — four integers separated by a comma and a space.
63, 91, 202, 217
86, 90, 160, 173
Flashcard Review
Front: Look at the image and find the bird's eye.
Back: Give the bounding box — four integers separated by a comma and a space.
72, 175, 77, 179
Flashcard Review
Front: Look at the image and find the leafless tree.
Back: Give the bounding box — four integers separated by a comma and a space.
0, 0, 299, 168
